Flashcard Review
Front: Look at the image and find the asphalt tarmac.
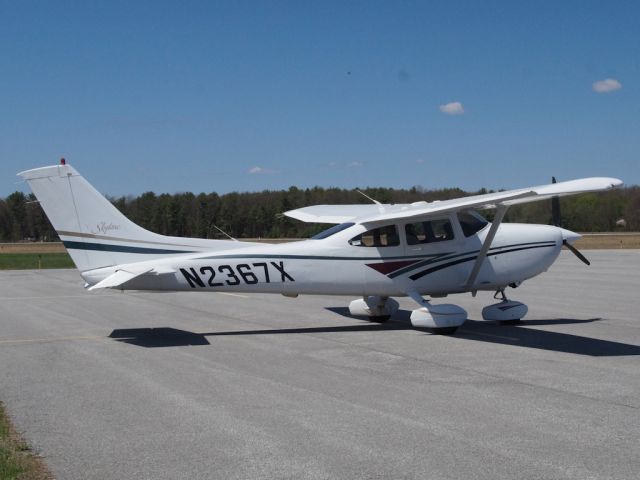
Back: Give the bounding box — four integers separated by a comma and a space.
0, 250, 638, 480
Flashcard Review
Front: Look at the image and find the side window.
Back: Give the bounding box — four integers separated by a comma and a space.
405, 218, 455, 245
349, 225, 400, 247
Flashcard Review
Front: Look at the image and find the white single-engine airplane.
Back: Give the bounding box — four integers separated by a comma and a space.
19, 161, 623, 334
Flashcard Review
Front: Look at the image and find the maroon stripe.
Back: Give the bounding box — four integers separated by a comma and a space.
366, 260, 421, 275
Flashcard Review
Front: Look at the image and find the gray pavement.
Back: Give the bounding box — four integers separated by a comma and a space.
0, 250, 639, 480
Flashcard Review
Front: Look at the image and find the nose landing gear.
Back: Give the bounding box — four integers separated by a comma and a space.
482, 289, 528, 324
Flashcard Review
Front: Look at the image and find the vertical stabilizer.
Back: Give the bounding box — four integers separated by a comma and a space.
18, 163, 252, 272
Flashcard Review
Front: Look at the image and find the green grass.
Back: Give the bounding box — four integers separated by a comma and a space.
0, 402, 51, 479
0, 405, 20, 477
0, 253, 74, 270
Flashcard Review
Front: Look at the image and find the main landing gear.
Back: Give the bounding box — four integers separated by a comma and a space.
481, 289, 528, 325
348, 296, 399, 323
406, 291, 467, 335
349, 294, 466, 334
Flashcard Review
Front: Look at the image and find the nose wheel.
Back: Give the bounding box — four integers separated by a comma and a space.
482, 289, 528, 324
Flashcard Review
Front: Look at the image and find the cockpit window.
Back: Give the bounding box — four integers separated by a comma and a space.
311, 222, 355, 240
457, 211, 488, 237
349, 225, 400, 247
405, 218, 455, 244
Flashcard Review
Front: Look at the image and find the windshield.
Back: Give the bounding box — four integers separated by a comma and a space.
457, 211, 489, 237
311, 222, 355, 240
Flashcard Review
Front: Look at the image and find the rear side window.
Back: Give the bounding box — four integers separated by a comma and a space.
405, 218, 455, 244
349, 225, 400, 247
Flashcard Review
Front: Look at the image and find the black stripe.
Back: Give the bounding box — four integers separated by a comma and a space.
409, 256, 477, 280
62, 239, 556, 263
409, 244, 556, 281
198, 241, 556, 263
388, 253, 456, 278
491, 241, 556, 249
63, 241, 195, 255
197, 252, 445, 261
389, 241, 555, 279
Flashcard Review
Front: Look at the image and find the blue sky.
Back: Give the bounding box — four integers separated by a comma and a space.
2, 1, 638, 197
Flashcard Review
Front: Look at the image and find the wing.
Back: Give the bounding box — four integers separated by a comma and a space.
283, 177, 623, 224
283, 204, 386, 223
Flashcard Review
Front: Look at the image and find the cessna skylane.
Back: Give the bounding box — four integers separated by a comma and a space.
19, 161, 623, 334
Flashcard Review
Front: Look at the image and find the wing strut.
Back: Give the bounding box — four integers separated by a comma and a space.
464, 204, 509, 294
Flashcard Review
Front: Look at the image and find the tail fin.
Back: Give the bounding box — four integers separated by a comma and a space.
18, 163, 245, 272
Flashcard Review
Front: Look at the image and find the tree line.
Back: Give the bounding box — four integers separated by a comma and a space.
1, 185, 638, 242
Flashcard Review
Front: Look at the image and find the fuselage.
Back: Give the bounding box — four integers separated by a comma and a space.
81, 212, 566, 298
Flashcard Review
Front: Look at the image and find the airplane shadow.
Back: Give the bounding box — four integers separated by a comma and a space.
108, 309, 640, 357
454, 319, 640, 356
109, 322, 410, 348
110, 328, 211, 348
327, 308, 640, 356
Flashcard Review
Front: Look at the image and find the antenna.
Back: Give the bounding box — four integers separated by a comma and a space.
211, 224, 238, 242
356, 189, 381, 205
356, 189, 386, 214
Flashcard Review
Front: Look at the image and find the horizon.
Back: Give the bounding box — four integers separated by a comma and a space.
6, 162, 634, 202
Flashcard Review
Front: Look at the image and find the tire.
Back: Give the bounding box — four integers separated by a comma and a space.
430, 327, 458, 335
499, 319, 522, 326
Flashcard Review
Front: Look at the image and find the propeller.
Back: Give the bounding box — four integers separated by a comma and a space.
553, 177, 590, 265
563, 239, 590, 265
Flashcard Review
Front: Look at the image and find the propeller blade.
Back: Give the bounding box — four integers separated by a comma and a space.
563, 239, 590, 265
551, 177, 561, 227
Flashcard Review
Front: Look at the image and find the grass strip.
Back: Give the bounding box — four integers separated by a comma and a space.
0, 401, 51, 480
0, 253, 74, 270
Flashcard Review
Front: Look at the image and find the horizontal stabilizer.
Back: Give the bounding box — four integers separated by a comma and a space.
87, 269, 152, 291
87, 265, 176, 291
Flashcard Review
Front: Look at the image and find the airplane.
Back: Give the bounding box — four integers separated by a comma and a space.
18, 160, 623, 334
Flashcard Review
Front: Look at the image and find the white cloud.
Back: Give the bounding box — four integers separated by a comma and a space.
592, 78, 622, 93
439, 101, 464, 115
248, 166, 269, 174
347, 161, 363, 167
